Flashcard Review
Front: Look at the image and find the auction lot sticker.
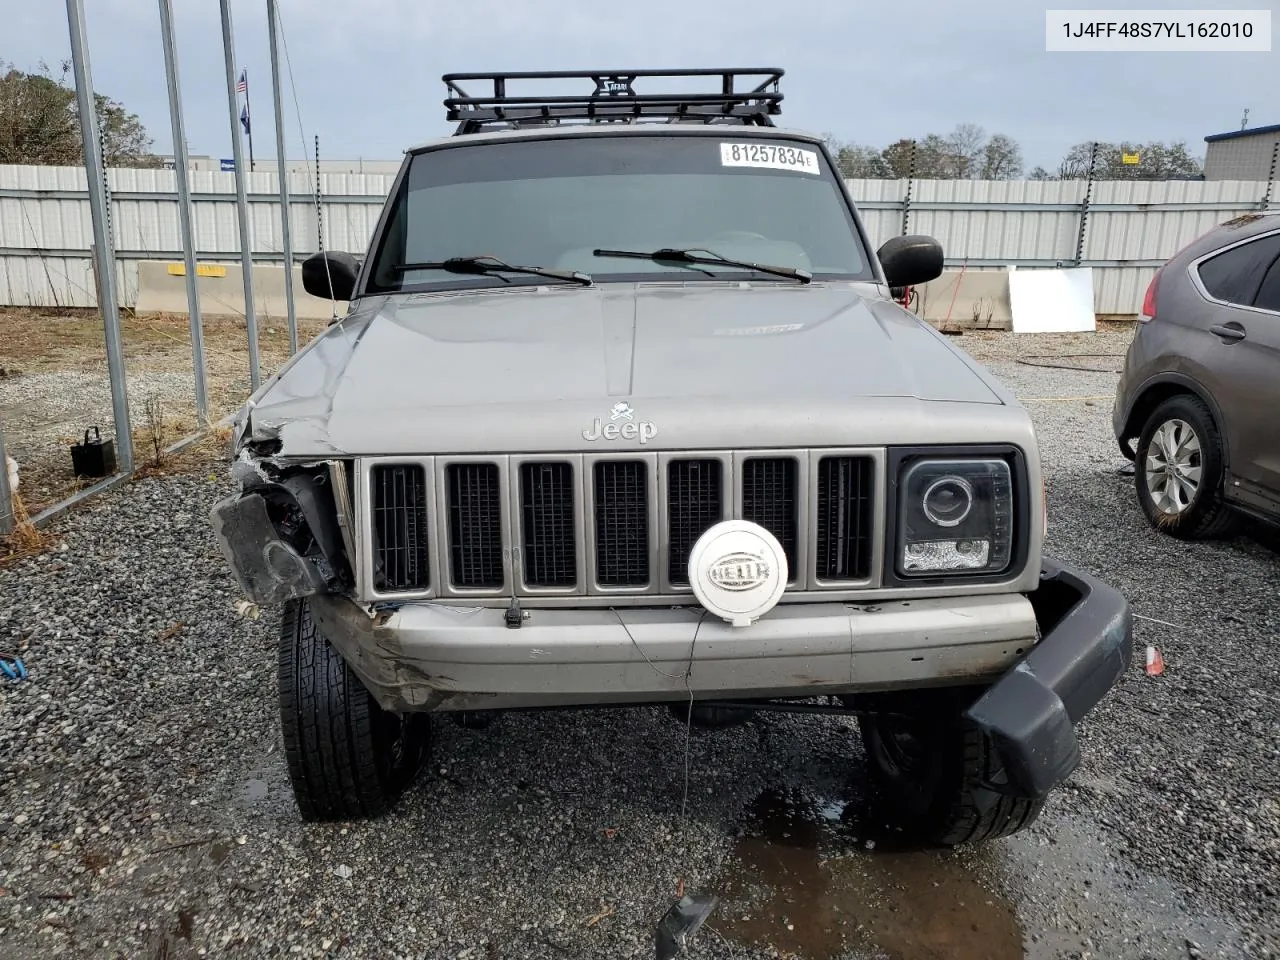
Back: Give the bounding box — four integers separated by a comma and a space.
720, 142, 820, 174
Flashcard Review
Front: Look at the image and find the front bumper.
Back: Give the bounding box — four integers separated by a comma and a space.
306, 556, 1131, 801
309, 590, 1041, 713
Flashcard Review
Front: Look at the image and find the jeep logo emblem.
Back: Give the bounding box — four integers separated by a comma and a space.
582, 402, 657, 443
707, 552, 771, 591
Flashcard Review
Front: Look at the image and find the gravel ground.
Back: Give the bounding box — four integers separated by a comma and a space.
1, 323, 1277, 960
0, 309, 324, 510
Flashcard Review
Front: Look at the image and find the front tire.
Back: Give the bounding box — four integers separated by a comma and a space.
278, 597, 429, 821
858, 692, 1044, 846
1134, 395, 1236, 540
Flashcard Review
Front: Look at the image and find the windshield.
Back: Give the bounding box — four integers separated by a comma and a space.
365, 134, 874, 293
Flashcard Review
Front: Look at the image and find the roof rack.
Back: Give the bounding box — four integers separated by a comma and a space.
442, 68, 784, 135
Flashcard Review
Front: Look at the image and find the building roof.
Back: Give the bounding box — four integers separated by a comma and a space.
1205, 123, 1280, 143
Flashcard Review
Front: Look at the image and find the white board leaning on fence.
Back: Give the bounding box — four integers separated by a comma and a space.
1008, 266, 1097, 334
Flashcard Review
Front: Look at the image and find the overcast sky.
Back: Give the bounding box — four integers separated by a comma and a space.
8, 0, 1277, 171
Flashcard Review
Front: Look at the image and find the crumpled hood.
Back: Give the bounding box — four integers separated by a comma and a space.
243, 281, 1018, 456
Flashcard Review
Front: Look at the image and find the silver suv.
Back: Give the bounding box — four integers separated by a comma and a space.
211, 68, 1132, 846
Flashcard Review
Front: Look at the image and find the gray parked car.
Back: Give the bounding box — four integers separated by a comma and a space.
211, 68, 1132, 845
1113, 210, 1280, 538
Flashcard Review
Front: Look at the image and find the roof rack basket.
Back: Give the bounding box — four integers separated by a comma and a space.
442, 68, 784, 135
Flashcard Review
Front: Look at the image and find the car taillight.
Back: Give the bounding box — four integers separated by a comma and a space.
1139, 267, 1163, 322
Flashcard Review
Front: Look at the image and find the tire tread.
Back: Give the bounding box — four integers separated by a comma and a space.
278, 598, 422, 821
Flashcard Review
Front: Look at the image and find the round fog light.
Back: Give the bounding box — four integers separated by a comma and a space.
922, 476, 974, 527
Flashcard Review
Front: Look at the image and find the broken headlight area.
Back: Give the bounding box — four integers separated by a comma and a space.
210, 457, 355, 608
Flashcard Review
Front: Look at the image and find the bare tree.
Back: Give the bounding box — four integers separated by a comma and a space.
0, 60, 158, 166
942, 123, 987, 178
981, 134, 1023, 179
880, 126, 1025, 180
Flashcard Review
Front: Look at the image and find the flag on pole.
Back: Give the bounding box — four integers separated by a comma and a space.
240, 103, 251, 135
236, 69, 247, 94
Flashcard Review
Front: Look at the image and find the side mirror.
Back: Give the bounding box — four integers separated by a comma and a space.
301, 251, 360, 301
877, 235, 944, 288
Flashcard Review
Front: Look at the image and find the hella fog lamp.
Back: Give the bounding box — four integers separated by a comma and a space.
898, 458, 1014, 576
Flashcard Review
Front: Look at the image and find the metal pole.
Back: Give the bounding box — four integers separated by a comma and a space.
158, 0, 209, 425
315, 134, 324, 255
66, 0, 133, 475
901, 139, 917, 236
245, 68, 256, 173
1074, 141, 1099, 267
1261, 140, 1279, 211
0, 420, 14, 537
219, 0, 261, 391
267, 0, 298, 355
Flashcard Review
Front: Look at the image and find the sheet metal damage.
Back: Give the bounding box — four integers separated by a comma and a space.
209, 442, 355, 609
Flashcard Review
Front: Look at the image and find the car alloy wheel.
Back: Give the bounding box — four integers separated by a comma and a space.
1143, 417, 1202, 516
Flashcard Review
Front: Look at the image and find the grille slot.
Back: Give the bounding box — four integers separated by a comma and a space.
593, 460, 649, 587
667, 459, 723, 585
520, 462, 577, 588
370, 464, 430, 592
816, 456, 874, 581
742, 457, 798, 580
446, 463, 504, 589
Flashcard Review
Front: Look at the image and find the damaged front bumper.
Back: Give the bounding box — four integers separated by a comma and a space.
211, 468, 1130, 802
964, 557, 1133, 799
306, 590, 1044, 713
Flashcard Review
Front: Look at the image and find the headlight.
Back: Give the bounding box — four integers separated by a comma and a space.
898, 458, 1014, 576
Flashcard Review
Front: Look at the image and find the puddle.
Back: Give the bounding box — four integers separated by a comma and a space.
242, 779, 269, 803
711, 788, 1023, 960
209, 840, 232, 865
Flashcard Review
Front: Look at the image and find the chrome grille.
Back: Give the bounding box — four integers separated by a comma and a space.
360, 450, 879, 599
370, 464, 430, 591
593, 460, 649, 587
816, 456, 874, 581
742, 457, 799, 580
667, 459, 723, 585
447, 463, 504, 589
520, 462, 577, 588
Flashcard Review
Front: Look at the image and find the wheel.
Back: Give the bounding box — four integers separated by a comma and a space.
278, 597, 430, 821
1134, 395, 1237, 539
858, 692, 1044, 846
667, 701, 753, 729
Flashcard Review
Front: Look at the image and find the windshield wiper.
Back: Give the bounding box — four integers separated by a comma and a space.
393, 255, 593, 286
591, 247, 812, 283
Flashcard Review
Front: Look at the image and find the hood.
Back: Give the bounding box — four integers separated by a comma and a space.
244, 281, 1017, 456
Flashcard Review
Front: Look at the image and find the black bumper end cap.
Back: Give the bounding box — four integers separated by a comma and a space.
964, 557, 1133, 799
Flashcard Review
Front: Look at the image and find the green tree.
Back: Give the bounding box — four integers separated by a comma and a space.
881, 138, 918, 178
1056, 140, 1203, 180
0, 60, 158, 166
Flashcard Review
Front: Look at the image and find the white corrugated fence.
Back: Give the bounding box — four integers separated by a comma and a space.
1, 163, 1276, 314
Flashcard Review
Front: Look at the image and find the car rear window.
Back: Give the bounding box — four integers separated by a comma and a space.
1254, 254, 1280, 312
1196, 231, 1280, 307
365, 134, 874, 293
